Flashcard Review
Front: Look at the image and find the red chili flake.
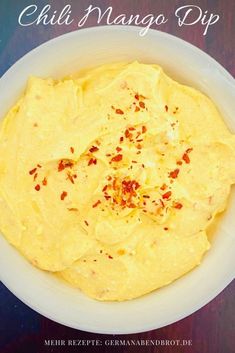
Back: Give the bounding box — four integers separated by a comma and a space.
142, 126, 147, 133
37, 164, 42, 168
120, 199, 126, 207
92, 200, 101, 208
60, 191, 68, 200
111, 154, 123, 162
132, 160, 137, 163
160, 183, 167, 191
135, 106, 140, 112
33, 173, 38, 181
136, 144, 142, 150
115, 108, 124, 115
42, 177, 47, 186
164, 227, 169, 231
29, 167, 37, 175
108, 255, 113, 259
143, 195, 150, 198
104, 195, 111, 200
169, 168, 180, 179
89, 146, 99, 153
84, 220, 89, 226
186, 148, 193, 154
174, 202, 183, 209
88, 158, 97, 166
107, 175, 112, 181
135, 94, 139, 100
129, 127, 136, 131
67, 173, 75, 184
58, 160, 73, 172
128, 203, 136, 208
136, 139, 143, 142
177, 160, 183, 166
120, 136, 124, 143
35, 184, 40, 191
182, 153, 190, 164
116, 146, 122, 152
102, 185, 108, 192
162, 191, 172, 199
142, 164, 145, 168
70, 147, 74, 154
139, 101, 145, 109
160, 199, 165, 208
165, 105, 168, 112
125, 129, 132, 138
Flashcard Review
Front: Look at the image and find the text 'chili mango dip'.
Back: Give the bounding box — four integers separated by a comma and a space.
0, 62, 235, 301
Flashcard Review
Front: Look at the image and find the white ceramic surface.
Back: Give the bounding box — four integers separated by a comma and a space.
0, 26, 234, 334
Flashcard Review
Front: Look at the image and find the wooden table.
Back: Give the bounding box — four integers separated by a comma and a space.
0, 1, 234, 352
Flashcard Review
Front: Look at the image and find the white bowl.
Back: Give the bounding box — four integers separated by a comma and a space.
0, 26, 234, 334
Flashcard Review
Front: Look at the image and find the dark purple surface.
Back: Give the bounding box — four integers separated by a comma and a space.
0, 0, 234, 352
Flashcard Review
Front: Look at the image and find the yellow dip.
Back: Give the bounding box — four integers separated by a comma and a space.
0, 62, 235, 301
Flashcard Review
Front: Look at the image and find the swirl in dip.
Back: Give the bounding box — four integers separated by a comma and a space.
0, 62, 235, 301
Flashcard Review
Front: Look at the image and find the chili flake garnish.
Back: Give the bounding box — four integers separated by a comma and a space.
182, 153, 190, 164
89, 146, 99, 153
88, 158, 97, 166
125, 129, 132, 139
67, 173, 75, 184
84, 220, 89, 226
165, 105, 168, 112
160, 183, 167, 191
116, 146, 122, 152
33, 173, 38, 181
102, 185, 108, 192
111, 154, 123, 162
139, 101, 145, 109
115, 108, 124, 115
70, 147, 74, 154
162, 191, 172, 199
60, 191, 67, 200
173, 202, 183, 209
135, 106, 140, 112
42, 177, 47, 186
120, 136, 124, 142
58, 160, 73, 172
177, 160, 183, 166
164, 227, 169, 231
135, 94, 139, 100
29, 167, 37, 175
35, 184, 40, 191
108, 255, 113, 259
37, 164, 42, 168
92, 200, 101, 208
169, 168, 180, 179
142, 126, 147, 133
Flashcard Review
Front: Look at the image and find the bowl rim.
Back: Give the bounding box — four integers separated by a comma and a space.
0, 25, 234, 334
